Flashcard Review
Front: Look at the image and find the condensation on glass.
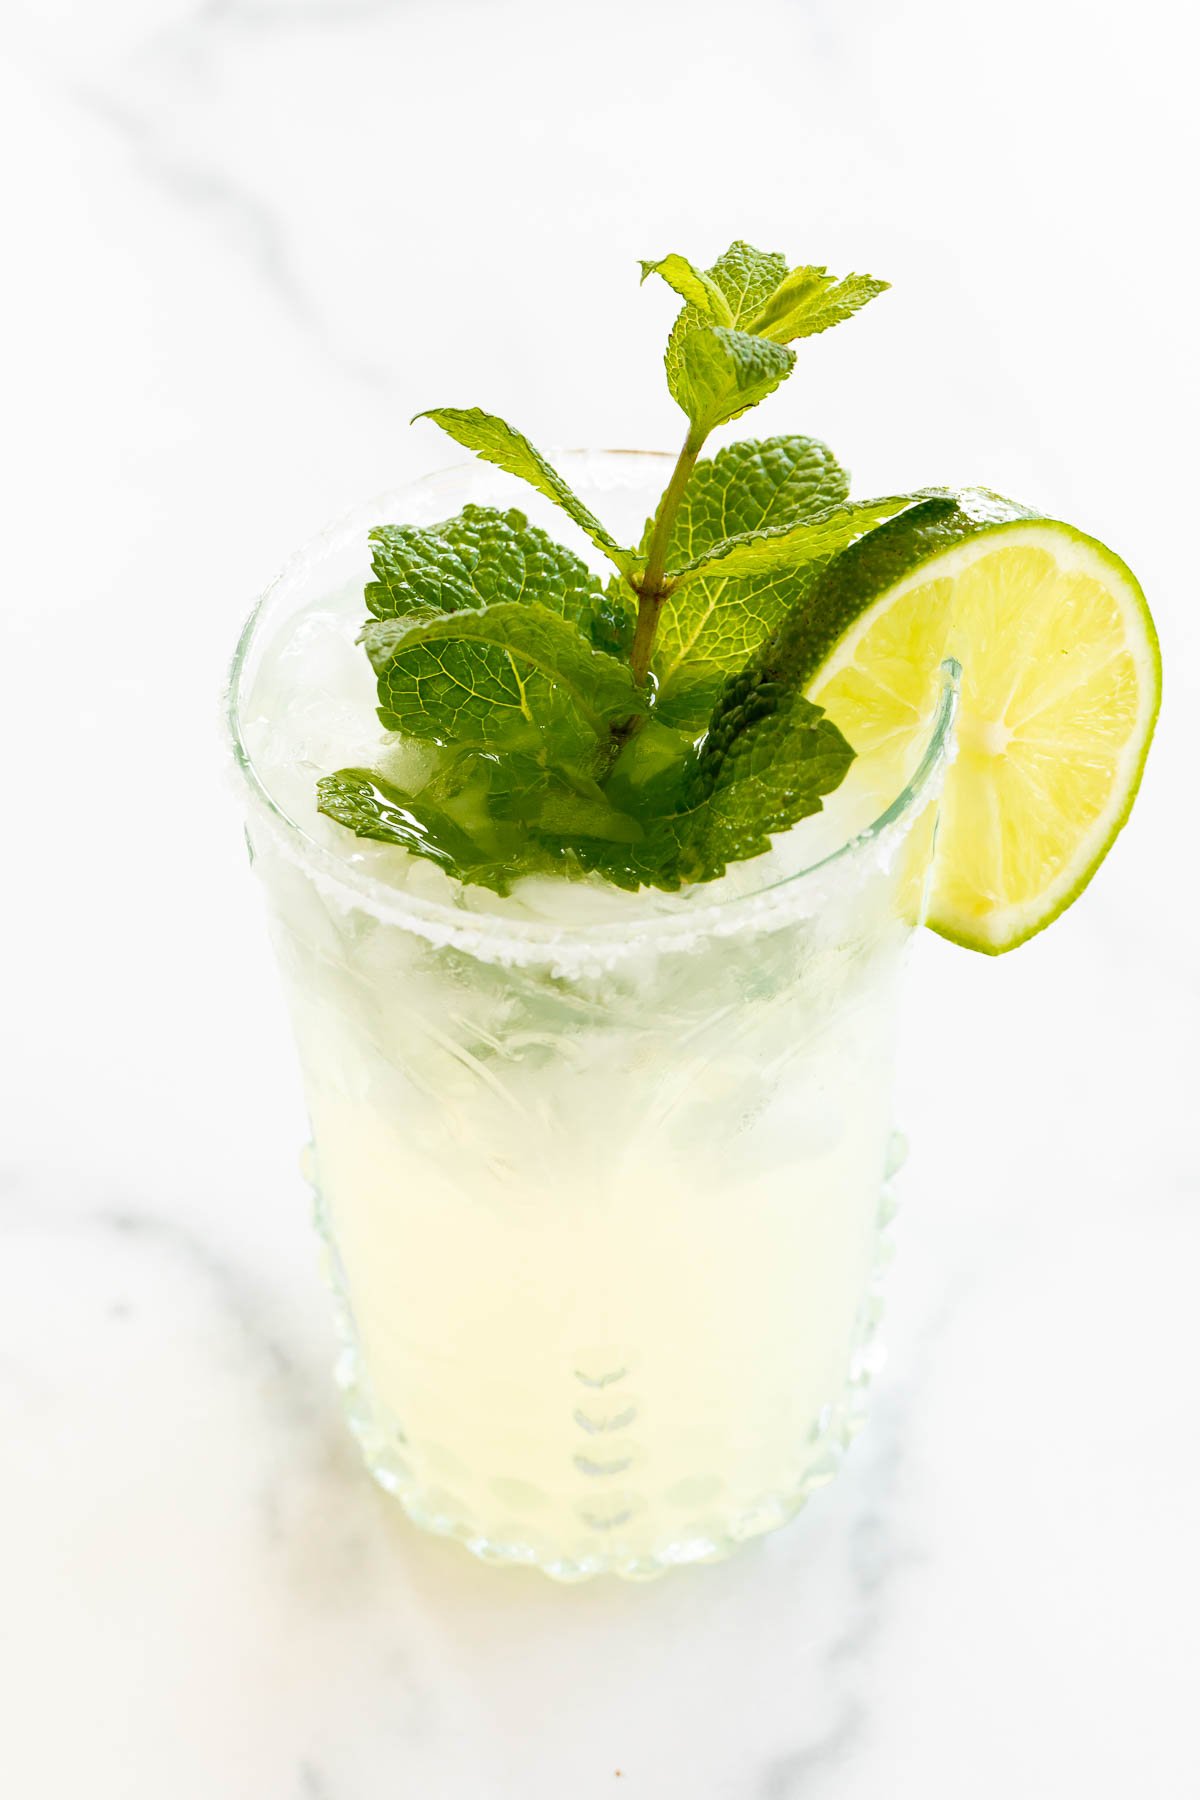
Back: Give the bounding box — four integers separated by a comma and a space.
228, 454, 958, 1579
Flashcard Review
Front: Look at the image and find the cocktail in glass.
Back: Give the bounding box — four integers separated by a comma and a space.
228, 454, 956, 1578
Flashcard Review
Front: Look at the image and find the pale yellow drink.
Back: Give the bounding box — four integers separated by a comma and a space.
230, 456, 953, 1577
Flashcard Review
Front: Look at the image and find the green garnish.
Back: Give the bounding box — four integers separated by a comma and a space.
318, 238, 916, 893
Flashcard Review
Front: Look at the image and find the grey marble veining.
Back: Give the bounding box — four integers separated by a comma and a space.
97, 1203, 307, 1412
200, 0, 421, 22
73, 82, 402, 393
5, 0, 1198, 1793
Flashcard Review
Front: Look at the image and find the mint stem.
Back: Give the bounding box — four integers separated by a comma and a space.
629, 426, 706, 683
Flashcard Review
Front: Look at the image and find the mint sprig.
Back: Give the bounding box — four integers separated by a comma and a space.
318, 239, 902, 894
745, 266, 890, 343
364, 505, 634, 654
364, 602, 645, 753
644, 434, 850, 732
414, 409, 641, 582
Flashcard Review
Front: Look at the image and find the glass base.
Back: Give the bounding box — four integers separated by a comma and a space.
308, 1137, 903, 1581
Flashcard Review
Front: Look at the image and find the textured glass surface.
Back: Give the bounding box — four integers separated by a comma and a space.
229, 455, 956, 1579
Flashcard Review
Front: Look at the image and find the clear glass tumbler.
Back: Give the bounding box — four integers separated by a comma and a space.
228, 453, 957, 1579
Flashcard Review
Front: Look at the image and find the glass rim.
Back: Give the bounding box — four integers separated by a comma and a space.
226, 451, 961, 957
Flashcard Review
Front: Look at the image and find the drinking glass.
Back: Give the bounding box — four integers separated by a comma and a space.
228, 453, 957, 1579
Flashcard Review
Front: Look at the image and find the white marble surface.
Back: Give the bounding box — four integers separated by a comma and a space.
4, 1, 1199, 1793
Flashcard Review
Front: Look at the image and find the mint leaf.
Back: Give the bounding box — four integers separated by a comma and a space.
651, 661, 729, 732
747, 267, 888, 344
595, 574, 637, 660
578, 687, 854, 890
647, 438, 851, 722
679, 684, 853, 873
653, 435, 850, 568
366, 505, 593, 618
364, 601, 645, 753
657, 242, 796, 433
667, 493, 935, 589
652, 561, 828, 735
317, 756, 646, 895
651, 242, 886, 437
365, 504, 633, 656
666, 325, 795, 435
704, 241, 791, 324
317, 766, 500, 874
639, 255, 733, 322
415, 408, 639, 580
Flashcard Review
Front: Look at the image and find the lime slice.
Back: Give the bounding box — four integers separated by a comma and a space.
802, 492, 1160, 953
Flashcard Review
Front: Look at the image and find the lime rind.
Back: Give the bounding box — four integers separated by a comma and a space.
931, 535, 1160, 954
805, 510, 1161, 956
